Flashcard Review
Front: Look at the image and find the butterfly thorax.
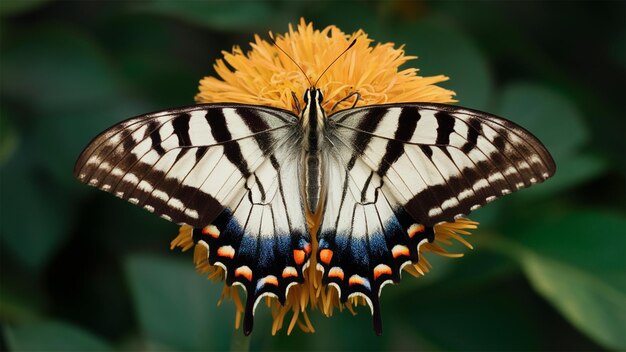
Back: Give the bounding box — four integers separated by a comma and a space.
301, 88, 326, 214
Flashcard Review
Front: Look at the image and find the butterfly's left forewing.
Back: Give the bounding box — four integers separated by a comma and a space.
319, 103, 555, 334
74, 104, 312, 335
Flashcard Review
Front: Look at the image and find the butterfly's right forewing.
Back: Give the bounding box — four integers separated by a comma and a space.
330, 104, 556, 224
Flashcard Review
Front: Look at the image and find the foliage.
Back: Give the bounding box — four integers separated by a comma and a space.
1, 1, 624, 351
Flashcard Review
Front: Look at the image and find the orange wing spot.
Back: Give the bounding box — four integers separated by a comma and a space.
391, 245, 410, 258
282, 266, 298, 279
293, 249, 306, 265
328, 267, 344, 280
319, 249, 333, 264
348, 274, 364, 286
202, 225, 220, 238
262, 275, 279, 286
217, 245, 235, 259
373, 264, 392, 280
235, 266, 252, 281
407, 223, 425, 238
303, 242, 311, 255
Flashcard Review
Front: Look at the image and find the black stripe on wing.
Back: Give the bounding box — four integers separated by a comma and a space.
329, 103, 556, 226
74, 103, 297, 227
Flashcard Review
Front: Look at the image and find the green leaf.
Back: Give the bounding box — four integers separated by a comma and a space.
497, 82, 587, 161
125, 254, 235, 351
4, 320, 111, 351
516, 212, 626, 293
484, 212, 626, 349
523, 255, 625, 350
496, 83, 605, 195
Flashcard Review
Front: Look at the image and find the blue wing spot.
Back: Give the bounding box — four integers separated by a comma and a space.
258, 238, 275, 268
334, 233, 350, 253
348, 238, 369, 267
238, 233, 257, 259
368, 232, 388, 258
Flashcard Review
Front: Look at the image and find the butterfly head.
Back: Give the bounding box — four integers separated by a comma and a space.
301, 88, 326, 128
303, 88, 324, 106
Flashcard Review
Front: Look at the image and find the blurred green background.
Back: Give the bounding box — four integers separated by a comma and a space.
1, 1, 624, 351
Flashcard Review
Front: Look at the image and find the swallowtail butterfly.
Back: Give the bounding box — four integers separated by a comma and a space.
74, 48, 555, 335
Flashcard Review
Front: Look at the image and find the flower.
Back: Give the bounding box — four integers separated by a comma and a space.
172, 18, 477, 335
196, 19, 456, 111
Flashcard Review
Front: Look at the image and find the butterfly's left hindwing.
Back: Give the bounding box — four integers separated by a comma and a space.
74, 104, 312, 335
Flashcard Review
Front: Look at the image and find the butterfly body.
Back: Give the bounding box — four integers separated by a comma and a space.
301, 88, 327, 214
75, 89, 555, 335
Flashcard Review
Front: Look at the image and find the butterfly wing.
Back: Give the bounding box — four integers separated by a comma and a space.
319, 103, 555, 334
74, 104, 311, 334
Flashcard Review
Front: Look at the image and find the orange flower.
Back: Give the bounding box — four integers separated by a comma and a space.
196, 19, 456, 110
172, 18, 476, 335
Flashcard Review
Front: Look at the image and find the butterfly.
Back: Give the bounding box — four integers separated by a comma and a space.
74, 44, 555, 335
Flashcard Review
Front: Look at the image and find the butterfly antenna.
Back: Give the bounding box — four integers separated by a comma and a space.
314, 38, 357, 88
269, 32, 314, 87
